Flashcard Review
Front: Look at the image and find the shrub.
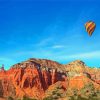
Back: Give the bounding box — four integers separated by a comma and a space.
23, 96, 37, 100
7, 96, 14, 100
43, 96, 53, 100
69, 95, 88, 100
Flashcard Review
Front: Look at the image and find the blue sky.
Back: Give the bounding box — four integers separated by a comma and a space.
0, 0, 100, 69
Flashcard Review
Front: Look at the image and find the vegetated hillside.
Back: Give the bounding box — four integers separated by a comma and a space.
0, 58, 100, 100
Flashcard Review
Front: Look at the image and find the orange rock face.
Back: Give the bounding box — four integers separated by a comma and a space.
0, 59, 67, 99
0, 59, 100, 99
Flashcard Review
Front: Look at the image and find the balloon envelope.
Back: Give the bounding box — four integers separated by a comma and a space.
85, 21, 96, 36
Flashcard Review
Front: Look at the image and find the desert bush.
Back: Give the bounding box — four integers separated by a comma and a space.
7, 96, 14, 100
66, 83, 100, 100
69, 95, 89, 100
23, 96, 37, 100
43, 96, 53, 100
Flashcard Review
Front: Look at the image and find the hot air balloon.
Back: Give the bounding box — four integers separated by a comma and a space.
85, 21, 96, 36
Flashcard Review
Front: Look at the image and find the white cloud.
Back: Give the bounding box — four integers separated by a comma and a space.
36, 38, 53, 47
57, 50, 100, 60
1, 50, 100, 70
69, 51, 100, 58
52, 45, 65, 49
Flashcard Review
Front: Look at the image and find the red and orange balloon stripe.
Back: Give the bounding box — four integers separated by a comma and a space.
85, 21, 96, 36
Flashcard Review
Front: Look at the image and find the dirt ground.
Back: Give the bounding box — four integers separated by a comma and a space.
0, 98, 6, 100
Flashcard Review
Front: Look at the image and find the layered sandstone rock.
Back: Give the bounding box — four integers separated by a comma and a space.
0, 58, 99, 100
0, 58, 67, 99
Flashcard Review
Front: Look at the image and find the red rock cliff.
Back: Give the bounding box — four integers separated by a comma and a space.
0, 58, 67, 99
